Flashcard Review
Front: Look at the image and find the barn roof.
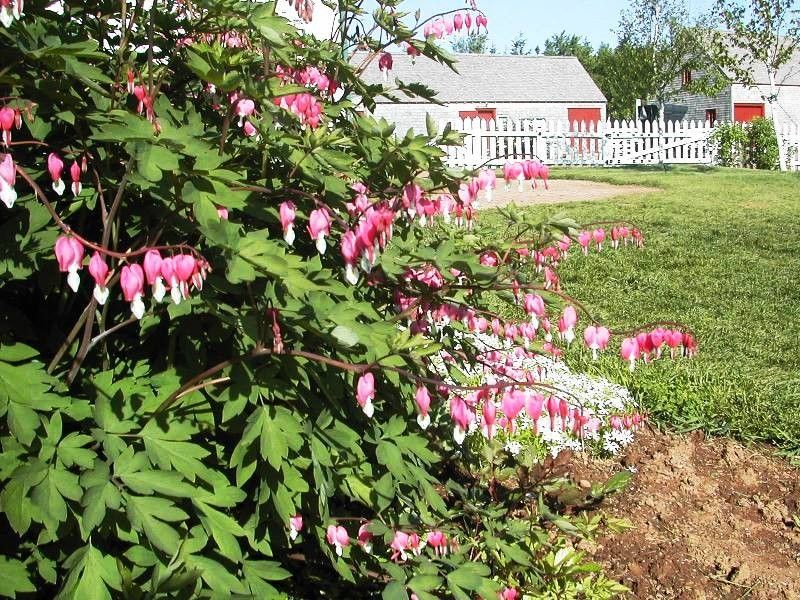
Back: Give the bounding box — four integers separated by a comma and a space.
354, 52, 607, 104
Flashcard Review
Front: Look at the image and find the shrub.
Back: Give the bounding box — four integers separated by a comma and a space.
745, 117, 780, 170
711, 118, 779, 169
0, 2, 692, 598
711, 122, 748, 167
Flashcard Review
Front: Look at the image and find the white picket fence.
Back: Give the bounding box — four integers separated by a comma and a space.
442, 117, 800, 170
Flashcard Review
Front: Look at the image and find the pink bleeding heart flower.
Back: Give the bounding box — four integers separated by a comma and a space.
88, 252, 110, 305
593, 228, 606, 251
545, 395, 559, 431
500, 588, 520, 600
173, 254, 197, 301
142, 249, 166, 302
558, 305, 578, 346
584, 325, 610, 360
482, 397, 496, 439
242, 120, 258, 138
120, 263, 146, 319
341, 229, 359, 285
501, 390, 526, 428
578, 230, 591, 255
279, 201, 296, 245
0, 153, 17, 208
307, 208, 331, 254
620, 337, 640, 371
357, 522, 373, 553
415, 386, 431, 429
160, 256, 182, 304
356, 372, 375, 418
326, 525, 349, 557
69, 160, 82, 197
525, 393, 544, 433
0, 107, 15, 146
378, 52, 393, 81
289, 515, 303, 541
450, 396, 473, 445
54, 235, 85, 293
48, 153, 65, 196
216, 205, 229, 220
427, 530, 448, 556
390, 531, 410, 562
523, 293, 546, 327
236, 98, 255, 127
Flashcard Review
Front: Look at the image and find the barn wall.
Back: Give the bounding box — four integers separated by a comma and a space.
731, 84, 800, 124
371, 101, 607, 138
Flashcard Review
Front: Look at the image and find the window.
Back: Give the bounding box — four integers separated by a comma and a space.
682, 69, 692, 86
705, 109, 717, 123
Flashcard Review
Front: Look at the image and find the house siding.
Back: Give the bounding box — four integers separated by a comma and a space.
371, 102, 607, 138
731, 84, 800, 125
663, 72, 732, 122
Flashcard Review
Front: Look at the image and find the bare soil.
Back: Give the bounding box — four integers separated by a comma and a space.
573, 430, 800, 599
476, 179, 659, 209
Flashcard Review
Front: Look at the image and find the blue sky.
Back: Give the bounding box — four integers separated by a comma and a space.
399, 0, 716, 53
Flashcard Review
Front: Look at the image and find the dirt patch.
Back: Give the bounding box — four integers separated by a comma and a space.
476, 179, 659, 209
573, 430, 800, 599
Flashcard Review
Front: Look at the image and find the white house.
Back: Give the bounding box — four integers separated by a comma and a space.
663, 47, 800, 125
354, 53, 608, 136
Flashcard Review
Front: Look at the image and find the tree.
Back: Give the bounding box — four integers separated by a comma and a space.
510, 32, 531, 55
618, 0, 724, 118
591, 43, 656, 119
710, 0, 800, 170
543, 31, 594, 64
451, 32, 493, 53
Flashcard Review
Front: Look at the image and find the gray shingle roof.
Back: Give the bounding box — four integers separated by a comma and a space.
727, 47, 800, 86
353, 52, 607, 104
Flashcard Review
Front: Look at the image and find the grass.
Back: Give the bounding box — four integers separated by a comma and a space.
476, 166, 800, 459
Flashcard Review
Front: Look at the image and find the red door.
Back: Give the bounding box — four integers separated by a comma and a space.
567, 108, 602, 128
734, 103, 765, 123
567, 108, 602, 153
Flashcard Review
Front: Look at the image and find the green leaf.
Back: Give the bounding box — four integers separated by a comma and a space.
0, 343, 38, 362
382, 581, 409, 600
330, 325, 359, 348
196, 501, 245, 564
119, 469, 197, 498
0, 557, 35, 598
126, 495, 188, 555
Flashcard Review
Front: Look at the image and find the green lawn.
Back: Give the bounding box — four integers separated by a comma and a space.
477, 166, 800, 459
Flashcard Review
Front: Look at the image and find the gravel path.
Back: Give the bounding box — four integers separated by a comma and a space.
475, 179, 660, 209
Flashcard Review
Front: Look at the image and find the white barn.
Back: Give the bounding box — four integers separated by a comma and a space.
664, 47, 800, 125
354, 53, 608, 136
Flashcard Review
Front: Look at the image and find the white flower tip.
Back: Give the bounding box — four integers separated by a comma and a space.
131, 296, 145, 320
67, 270, 81, 293
52, 179, 65, 196
153, 279, 166, 303
284, 227, 295, 246
345, 265, 359, 286
289, 529, 298, 541
453, 426, 466, 446
316, 236, 327, 255
362, 402, 374, 418
93, 285, 109, 305
335, 545, 343, 557
170, 286, 182, 305
417, 413, 430, 430
0, 185, 16, 209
